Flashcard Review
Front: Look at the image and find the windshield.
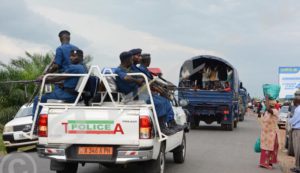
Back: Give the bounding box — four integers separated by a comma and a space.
15, 107, 33, 118
280, 106, 289, 113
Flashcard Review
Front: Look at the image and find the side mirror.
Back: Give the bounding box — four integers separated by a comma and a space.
240, 82, 243, 89
179, 99, 189, 107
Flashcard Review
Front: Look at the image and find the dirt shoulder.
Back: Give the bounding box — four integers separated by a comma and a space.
278, 129, 295, 173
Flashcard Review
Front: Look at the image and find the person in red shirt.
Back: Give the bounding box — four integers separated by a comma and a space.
274, 100, 281, 111
224, 82, 232, 92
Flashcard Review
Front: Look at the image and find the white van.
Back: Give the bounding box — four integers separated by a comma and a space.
2, 104, 38, 153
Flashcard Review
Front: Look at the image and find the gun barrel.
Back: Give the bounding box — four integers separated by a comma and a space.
0, 80, 39, 84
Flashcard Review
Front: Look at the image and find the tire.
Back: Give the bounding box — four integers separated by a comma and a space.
6, 147, 18, 153
233, 120, 238, 128
190, 116, 199, 129
228, 123, 234, 131
173, 133, 186, 164
56, 162, 78, 173
143, 143, 166, 173
222, 123, 233, 131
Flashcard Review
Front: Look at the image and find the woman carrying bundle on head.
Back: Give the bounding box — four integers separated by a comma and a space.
259, 84, 281, 170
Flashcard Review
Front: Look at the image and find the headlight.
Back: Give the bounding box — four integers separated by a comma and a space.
4, 126, 13, 133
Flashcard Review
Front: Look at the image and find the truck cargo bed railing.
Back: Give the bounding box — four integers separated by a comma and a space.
28, 65, 167, 142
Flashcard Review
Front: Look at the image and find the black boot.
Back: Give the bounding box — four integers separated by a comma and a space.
158, 117, 176, 136
168, 119, 184, 132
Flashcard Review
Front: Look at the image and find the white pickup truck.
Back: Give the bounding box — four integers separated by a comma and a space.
31, 66, 188, 173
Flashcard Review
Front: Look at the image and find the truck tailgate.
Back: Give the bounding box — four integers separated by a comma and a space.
47, 108, 140, 145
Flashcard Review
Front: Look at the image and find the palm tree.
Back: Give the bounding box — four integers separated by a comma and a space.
0, 52, 93, 129
0, 52, 53, 127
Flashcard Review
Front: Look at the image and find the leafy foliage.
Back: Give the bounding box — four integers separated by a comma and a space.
0, 52, 93, 126
0, 52, 53, 125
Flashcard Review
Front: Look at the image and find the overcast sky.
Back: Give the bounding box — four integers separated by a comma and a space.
0, 0, 299, 97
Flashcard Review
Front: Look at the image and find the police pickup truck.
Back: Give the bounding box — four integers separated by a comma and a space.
30, 66, 188, 173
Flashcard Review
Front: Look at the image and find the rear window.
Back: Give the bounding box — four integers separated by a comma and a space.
15, 107, 33, 118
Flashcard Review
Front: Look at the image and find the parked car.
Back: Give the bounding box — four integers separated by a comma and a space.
2, 104, 38, 153
278, 106, 290, 129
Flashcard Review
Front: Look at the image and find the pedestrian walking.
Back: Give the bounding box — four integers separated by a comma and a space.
259, 100, 280, 169
289, 96, 300, 173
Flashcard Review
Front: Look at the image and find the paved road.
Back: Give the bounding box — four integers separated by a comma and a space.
0, 113, 282, 173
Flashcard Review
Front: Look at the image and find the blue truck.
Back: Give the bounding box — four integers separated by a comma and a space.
178, 55, 240, 131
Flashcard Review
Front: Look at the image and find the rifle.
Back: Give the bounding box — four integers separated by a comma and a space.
27, 58, 55, 104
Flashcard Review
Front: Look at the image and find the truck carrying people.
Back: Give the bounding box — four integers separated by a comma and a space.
25, 49, 188, 173
178, 55, 241, 131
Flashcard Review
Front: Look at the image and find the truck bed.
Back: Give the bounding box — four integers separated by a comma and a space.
179, 89, 234, 106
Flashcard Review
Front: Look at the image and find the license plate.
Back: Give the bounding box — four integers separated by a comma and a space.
78, 146, 113, 155
13, 132, 26, 141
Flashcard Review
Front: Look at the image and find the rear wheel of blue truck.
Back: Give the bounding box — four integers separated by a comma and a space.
190, 116, 199, 129
233, 120, 238, 128
221, 123, 233, 131
143, 143, 166, 173
173, 133, 186, 164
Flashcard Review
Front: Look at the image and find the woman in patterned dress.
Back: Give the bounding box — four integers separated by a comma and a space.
259, 100, 280, 169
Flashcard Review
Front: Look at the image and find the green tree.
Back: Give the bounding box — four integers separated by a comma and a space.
0, 52, 53, 128
0, 52, 93, 130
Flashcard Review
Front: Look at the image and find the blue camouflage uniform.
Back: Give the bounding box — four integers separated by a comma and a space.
115, 66, 139, 95
55, 43, 78, 72
131, 64, 141, 73
115, 66, 173, 122
138, 64, 153, 80
32, 64, 87, 119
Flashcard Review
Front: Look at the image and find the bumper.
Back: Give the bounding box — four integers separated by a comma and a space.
4, 141, 38, 148
3, 134, 38, 148
37, 144, 153, 164
278, 121, 286, 127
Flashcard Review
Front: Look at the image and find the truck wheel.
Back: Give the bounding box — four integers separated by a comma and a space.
233, 120, 238, 128
173, 133, 186, 164
143, 143, 166, 173
221, 124, 233, 131
190, 116, 199, 129
228, 123, 234, 131
6, 147, 17, 153
56, 162, 78, 173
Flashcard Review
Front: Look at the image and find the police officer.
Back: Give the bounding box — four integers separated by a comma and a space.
47, 30, 79, 73
129, 48, 142, 73
139, 53, 183, 131
115, 51, 144, 95
115, 51, 176, 135
23, 49, 87, 133
139, 53, 153, 79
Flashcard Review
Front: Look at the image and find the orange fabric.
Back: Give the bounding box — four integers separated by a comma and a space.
260, 109, 279, 151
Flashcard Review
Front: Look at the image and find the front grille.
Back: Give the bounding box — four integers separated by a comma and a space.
13, 124, 28, 132
66, 145, 117, 162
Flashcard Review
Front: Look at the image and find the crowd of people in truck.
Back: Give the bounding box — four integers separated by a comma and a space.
22, 30, 184, 136
179, 61, 233, 92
